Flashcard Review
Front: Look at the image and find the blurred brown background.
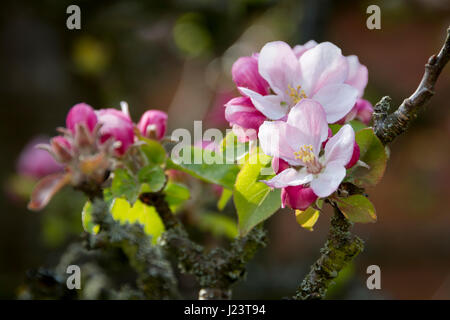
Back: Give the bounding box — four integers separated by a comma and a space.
0, 0, 449, 299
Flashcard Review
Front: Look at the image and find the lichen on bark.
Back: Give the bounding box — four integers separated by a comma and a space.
294, 206, 364, 300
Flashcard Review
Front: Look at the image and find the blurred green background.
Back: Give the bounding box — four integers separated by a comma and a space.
0, 0, 449, 299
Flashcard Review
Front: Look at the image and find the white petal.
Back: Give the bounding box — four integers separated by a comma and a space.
310, 162, 346, 197
299, 42, 348, 96
258, 121, 300, 165
258, 41, 302, 98
239, 87, 288, 120
312, 83, 358, 123
324, 124, 355, 166
262, 168, 313, 188
286, 99, 329, 154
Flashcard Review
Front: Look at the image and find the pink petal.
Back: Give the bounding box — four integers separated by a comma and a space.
272, 157, 290, 174
324, 124, 355, 167
345, 55, 368, 98
262, 168, 313, 188
310, 162, 346, 197
281, 185, 318, 210
66, 103, 98, 134
293, 40, 318, 58
137, 110, 168, 140
224, 96, 266, 131
258, 41, 302, 99
355, 99, 374, 125
299, 42, 348, 96
97, 109, 135, 155
258, 121, 301, 165
239, 87, 288, 120
232, 56, 269, 95
312, 83, 358, 123
286, 99, 329, 155
345, 142, 360, 169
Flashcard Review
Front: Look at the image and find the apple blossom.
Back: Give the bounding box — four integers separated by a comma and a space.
224, 96, 266, 141
231, 54, 269, 95
96, 108, 135, 156
281, 185, 318, 211
66, 103, 98, 134
138, 110, 168, 141
239, 41, 358, 123
259, 99, 356, 198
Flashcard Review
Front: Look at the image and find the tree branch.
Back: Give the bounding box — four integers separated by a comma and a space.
89, 199, 180, 299
140, 191, 267, 300
293, 206, 364, 300
374, 26, 450, 145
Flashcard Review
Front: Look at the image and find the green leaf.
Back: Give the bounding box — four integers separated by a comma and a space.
219, 131, 250, 163
110, 198, 165, 244
336, 195, 377, 223
140, 137, 166, 165
167, 146, 240, 189
295, 207, 320, 231
346, 128, 387, 187
138, 165, 166, 192
349, 120, 367, 132
329, 120, 366, 136
234, 153, 281, 236
197, 212, 238, 239
217, 188, 232, 211
329, 124, 342, 135
163, 181, 190, 212
82, 201, 100, 234
110, 168, 140, 204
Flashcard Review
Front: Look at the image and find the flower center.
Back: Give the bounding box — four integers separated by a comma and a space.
294, 145, 315, 163
294, 144, 322, 174
287, 85, 307, 104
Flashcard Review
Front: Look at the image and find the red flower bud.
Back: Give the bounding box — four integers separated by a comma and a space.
281, 185, 318, 211
137, 110, 168, 141
66, 103, 98, 134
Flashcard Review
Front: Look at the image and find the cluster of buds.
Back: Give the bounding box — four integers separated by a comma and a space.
28, 103, 168, 210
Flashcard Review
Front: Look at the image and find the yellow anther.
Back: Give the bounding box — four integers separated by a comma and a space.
294, 145, 315, 163
286, 85, 307, 104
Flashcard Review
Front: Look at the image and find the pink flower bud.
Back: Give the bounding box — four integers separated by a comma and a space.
51, 136, 72, 163
225, 96, 266, 133
232, 56, 269, 95
137, 110, 168, 141
66, 103, 98, 134
281, 185, 318, 211
271, 157, 289, 174
345, 141, 360, 169
355, 99, 373, 125
97, 109, 135, 156
17, 136, 63, 179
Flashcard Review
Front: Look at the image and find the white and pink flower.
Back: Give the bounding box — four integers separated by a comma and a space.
239, 41, 358, 123
259, 99, 358, 199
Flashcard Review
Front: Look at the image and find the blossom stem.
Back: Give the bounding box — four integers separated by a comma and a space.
293, 205, 364, 300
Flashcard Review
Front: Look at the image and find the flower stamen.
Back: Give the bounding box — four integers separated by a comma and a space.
294, 144, 322, 174
294, 144, 315, 163
287, 85, 307, 104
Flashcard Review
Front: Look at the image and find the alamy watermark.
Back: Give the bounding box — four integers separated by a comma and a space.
66, 265, 81, 290
366, 264, 381, 290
